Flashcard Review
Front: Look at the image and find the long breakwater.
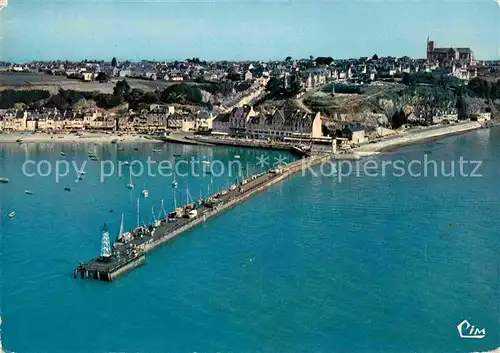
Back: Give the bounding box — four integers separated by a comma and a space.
75, 154, 331, 282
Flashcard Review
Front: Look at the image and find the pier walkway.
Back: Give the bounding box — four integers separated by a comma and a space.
75, 154, 331, 281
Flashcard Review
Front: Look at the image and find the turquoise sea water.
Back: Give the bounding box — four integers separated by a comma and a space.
0, 131, 499, 353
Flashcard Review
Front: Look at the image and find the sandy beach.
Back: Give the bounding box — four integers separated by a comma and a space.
0, 131, 164, 144
352, 121, 483, 157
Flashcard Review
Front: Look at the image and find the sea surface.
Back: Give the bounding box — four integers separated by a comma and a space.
0, 131, 499, 353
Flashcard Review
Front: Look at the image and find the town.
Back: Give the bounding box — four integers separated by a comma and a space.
0, 38, 498, 148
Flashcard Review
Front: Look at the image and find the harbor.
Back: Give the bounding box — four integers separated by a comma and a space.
75, 154, 331, 281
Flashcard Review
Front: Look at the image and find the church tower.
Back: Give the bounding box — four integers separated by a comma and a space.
427, 37, 435, 62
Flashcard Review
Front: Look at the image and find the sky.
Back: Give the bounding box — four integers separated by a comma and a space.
0, 0, 499, 62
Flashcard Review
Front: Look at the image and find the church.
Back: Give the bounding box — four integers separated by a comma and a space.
426, 38, 475, 66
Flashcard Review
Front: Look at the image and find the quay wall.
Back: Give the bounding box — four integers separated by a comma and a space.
187, 137, 307, 156
141, 155, 330, 253
109, 254, 146, 281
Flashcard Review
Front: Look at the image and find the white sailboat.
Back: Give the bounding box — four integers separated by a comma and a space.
172, 172, 178, 189
126, 168, 134, 189
185, 183, 198, 219
141, 183, 148, 198
158, 200, 168, 221
117, 213, 132, 243
168, 180, 180, 222
151, 206, 161, 227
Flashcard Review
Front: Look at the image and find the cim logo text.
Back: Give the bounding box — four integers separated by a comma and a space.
457, 319, 486, 339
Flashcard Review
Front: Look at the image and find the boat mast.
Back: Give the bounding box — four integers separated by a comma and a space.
172, 181, 177, 210
159, 199, 167, 219
136, 198, 140, 228
119, 213, 124, 239
151, 206, 156, 223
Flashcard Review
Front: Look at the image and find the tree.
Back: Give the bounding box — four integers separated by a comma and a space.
315, 57, 334, 66
113, 79, 131, 97
285, 56, 292, 62
372, 54, 379, 60
95, 72, 110, 83
160, 84, 203, 104
111, 57, 117, 67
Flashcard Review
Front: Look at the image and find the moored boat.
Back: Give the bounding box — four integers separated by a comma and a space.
64, 187, 71, 192
60, 152, 68, 156
141, 189, 149, 198
25, 190, 34, 195
8, 211, 15, 218
187, 209, 198, 219
126, 169, 134, 189
0, 177, 9, 183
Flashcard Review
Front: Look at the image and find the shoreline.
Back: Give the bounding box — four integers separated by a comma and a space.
352, 121, 484, 157
0, 121, 490, 153
0, 132, 163, 144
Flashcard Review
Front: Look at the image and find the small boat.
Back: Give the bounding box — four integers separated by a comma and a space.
89, 156, 98, 161
123, 161, 130, 166
0, 177, 9, 183
173, 154, 181, 157
141, 189, 149, 198
187, 209, 198, 219
64, 187, 71, 192
25, 190, 34, 195
234, 155, 240, 159
202, 161, 211, 165
117, 147, 125, 151
60, 152, 67, 156
78, 170, 86, 175
8, 211, 15, 218
111, 139, 118, 144
152, 149, 161, 153
134, 147, 139, 151
172, 181, 178, 188
16, 138, 22, 143
167, 212, 177, 222
126, 170, 134, 189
